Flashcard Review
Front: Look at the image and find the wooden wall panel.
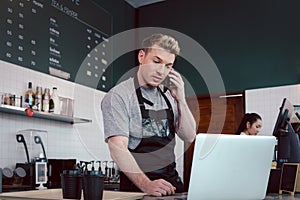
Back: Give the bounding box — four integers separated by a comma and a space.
184, 92, 245, 191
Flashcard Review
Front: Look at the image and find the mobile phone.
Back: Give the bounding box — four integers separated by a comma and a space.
162, 76, 174, 92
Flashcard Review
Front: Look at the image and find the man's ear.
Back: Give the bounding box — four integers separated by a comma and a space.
138, 49, 145, 64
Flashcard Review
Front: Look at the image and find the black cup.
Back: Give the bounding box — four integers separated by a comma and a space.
83, 171, 104, 200
61, 170, 82, 199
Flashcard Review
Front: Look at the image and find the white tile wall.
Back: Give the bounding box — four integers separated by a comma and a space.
245, 84, 300, 136
0, 60, 111, 170
0, 60, 184, 178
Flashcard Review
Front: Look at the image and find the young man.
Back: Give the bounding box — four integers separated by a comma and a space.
101, 33, 196, 197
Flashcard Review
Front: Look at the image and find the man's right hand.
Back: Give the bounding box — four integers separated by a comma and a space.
141, 178, 176, 196
108, 136, 176, 196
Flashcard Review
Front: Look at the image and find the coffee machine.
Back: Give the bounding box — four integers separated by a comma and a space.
2, 129, 48, 192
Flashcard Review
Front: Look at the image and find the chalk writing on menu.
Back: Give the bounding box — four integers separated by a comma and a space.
0, 0, 113, 91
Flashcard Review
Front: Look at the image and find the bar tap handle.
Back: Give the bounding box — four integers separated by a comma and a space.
78, 161, 84, 172
84, 161, 91, 171
103, 161, 108, 177
91, 160, 95, 171
80, 161, 88, 171
110, 161, 115, 176
76, 162, 82, 172
96, 161, 102, 172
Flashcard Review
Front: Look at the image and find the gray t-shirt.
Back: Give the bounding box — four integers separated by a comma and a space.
101, 77, 178, 150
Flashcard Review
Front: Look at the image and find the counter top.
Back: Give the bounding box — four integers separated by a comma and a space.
0, 189, 145, 200
1, 189, 300, 200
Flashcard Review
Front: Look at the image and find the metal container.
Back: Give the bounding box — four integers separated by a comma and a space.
59, 97, 74, 117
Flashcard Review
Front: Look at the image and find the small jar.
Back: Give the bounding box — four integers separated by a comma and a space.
15, 95, 22, 107
4, 93, 10, 105
10, 94, 15, 106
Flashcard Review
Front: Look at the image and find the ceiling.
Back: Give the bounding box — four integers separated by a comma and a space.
124, 0, 166, 8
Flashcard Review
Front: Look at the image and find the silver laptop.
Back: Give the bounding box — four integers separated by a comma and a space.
187, 134, 276, 200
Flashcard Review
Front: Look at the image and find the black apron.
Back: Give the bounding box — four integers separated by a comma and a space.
120, 78, 184, 192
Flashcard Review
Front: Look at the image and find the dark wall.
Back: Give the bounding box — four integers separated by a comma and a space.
93, 0, 137, 88
137, 0, 300, 94
93, 0, 135, 35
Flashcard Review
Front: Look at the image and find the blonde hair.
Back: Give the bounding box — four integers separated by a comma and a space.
142, 33, 180, 56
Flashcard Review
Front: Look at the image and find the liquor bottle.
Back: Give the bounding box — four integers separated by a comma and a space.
24, 82, 35, 108
42, 88, 50, 112
35, 86, 42, 111
49, 87, 60, 114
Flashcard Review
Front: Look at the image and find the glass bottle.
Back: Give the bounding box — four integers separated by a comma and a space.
42, 88, 50, 112
24, 82, 35, 108
49, 87, 60, 114
35, 86, 42, 111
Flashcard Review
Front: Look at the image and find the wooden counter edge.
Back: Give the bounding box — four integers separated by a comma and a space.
0, 188, 146, 200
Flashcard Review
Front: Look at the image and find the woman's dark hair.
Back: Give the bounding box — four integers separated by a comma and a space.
235, 113, 262, 135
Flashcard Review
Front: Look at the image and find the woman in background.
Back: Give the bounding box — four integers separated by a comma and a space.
235, 113, 262, 135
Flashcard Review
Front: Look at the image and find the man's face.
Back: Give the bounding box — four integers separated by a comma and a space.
138, 45, 176, 88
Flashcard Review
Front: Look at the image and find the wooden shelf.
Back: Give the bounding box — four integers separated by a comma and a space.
0, 104, 92, 124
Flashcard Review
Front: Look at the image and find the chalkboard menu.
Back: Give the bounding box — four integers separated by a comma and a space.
279, 163, 299, 194
0, 0, 113, 91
